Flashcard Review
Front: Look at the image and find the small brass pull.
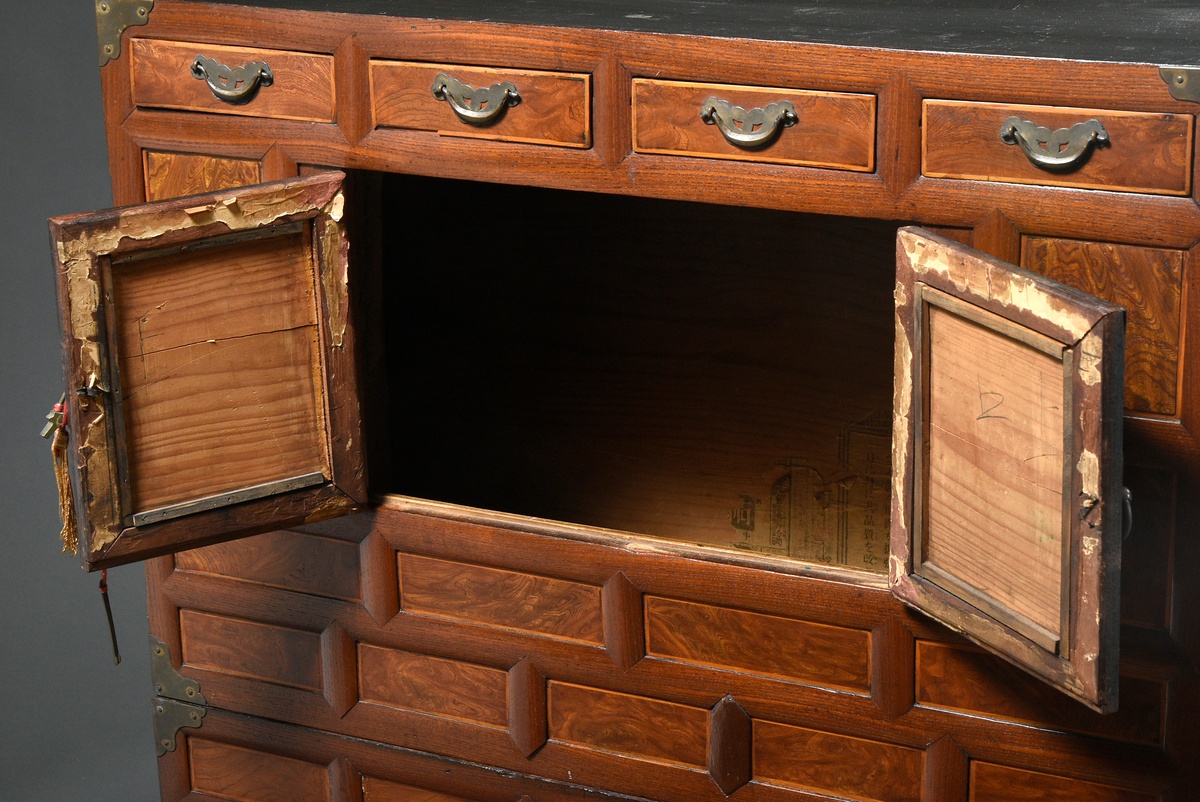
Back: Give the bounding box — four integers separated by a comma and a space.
999, 116, 1109, 172
1122, 487, 1133, 541
700, 97, 797, 149
191, 54, 274, 104
431, 72, 520, 126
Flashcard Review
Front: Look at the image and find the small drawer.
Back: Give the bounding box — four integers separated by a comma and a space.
131, 39, 335, 122
370, 61, 591, 148
923, 99, 1193, 195
632, 79, 876, 171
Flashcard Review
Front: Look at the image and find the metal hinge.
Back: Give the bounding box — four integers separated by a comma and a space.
150, 635, 206, 756
96, 0, 154, 67
1160, 67, 1200, 103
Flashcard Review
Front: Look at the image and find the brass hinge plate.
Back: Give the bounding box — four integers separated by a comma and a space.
1160, 66, 1200, 103
97, 0, 154, 67
150, 635, 206, 756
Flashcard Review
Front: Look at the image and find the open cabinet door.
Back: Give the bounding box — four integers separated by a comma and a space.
51, 172, 365, 571
891, 227, 1125, 713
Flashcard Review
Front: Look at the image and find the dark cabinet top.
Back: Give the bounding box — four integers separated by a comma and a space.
203, 0, 1199, 64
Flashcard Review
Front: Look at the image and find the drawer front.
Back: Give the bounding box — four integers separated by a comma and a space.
632, 78, 876, 171
923, 99, 1193, 195
131, 39, 335, 122
370, 61, 591, 148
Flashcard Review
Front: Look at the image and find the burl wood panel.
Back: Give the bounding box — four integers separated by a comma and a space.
362, 776, 475, 802
144, 151, 261, 201
357, 644, 508, 728
1022, 236, 1183, 416
644, 596, 871, 692
923, 305, 1065, 639
633, 78, 875, 171
399, 554, 604, 644
370, 61, 591, 147
189, 738, 329, 802
970, 761, 1157, 802
131, 39, 335, 122
175, 529, 361, 601
181, 609, 323, 690
923, 100, 1193, 195
753, 720, 923, 802
916, 641, 1164, 746
110, 230, 327, 511
547, 682, 708, 768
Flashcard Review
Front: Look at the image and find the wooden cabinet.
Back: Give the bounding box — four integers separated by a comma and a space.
53, 1, 1200, 799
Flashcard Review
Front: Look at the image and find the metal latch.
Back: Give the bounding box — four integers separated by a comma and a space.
150, 635, 206, 756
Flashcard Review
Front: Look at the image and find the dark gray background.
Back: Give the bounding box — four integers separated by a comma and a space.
1, 2, 160, 799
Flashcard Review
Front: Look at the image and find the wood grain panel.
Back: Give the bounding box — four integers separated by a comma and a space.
633, 78, 875, 170
358, 644, 508, 728
371, 61, 590, 147
111, 231, 327, 511
923, 99, 1192, 195
970, 761, 1157, 802
399, 554, 604, 643
1022, 236, 1183, 415
145, 151, 261, 201
132, 39, 335, 121
175, 529, 361, 601
547, 682, 707, 768
924, 305, 1066, 638
181, 610, 322, 690
753, 720, 923, 802
916, 641, 1164, 746
645, 596, 871, 691
362, 777, 475, 802
190, 738, 330, 802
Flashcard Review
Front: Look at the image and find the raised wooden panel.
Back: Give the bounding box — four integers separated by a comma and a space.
1022, 236, 1184, 416
399, 554, 604, 643
111, 230, 327, 511
547, 682, 708, 768
753, 720, 923, 802
362, 777, 476, 802
970, 761, 1157, 802
175, 529, 361, 601
923, 99, 1193, 195
632, 78, 875, 170
370, 61, 591, 147
180, 610, 322, 690
357, 644, 508, 728
189, 739, 329, 802
644, 596, 871, 692
132, 39, 335, 122
145, 151, 261, 201
916, 641, 1165, 746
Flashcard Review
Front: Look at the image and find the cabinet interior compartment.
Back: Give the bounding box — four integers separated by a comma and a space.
377, 174, 899, 572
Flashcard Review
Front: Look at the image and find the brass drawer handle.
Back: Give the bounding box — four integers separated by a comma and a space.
999, 116, 1109, 172
431, 72, 521, 126
700, 97, 797, 149
191, 54, 274, 104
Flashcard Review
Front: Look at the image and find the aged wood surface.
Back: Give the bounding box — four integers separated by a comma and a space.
370, 62, 591, 147
923, 100, 1193, 195
189, 738, 330, 802
111, 230, 327, 510
132, 38, 336, 122
632, 78, 875, 170
924, 304, 1067, 639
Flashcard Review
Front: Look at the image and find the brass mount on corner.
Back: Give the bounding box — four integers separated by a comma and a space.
96, 0, 154, 67
1160, 66, 1200, 102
